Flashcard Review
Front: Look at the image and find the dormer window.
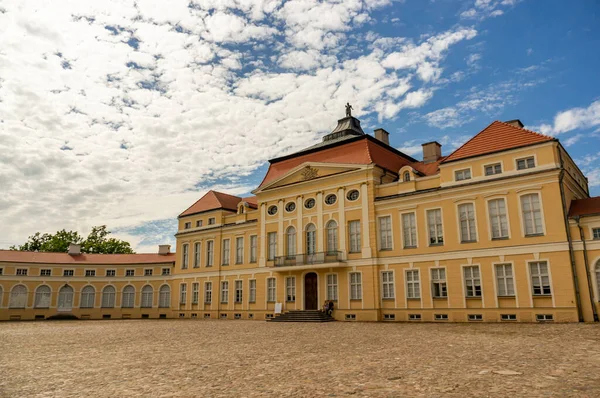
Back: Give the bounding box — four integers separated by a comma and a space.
455, 169, 471, 181
403, 171, 410, 182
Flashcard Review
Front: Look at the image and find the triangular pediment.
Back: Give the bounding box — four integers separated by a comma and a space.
258, 162, 366, 192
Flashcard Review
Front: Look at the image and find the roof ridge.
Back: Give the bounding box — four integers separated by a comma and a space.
496, 120, 554, 140
441, 121, 497, 164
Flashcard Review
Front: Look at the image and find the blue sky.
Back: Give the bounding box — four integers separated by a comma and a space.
1, 0, 599, 252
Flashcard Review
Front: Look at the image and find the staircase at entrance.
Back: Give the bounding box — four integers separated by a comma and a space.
268, 310, 334, 322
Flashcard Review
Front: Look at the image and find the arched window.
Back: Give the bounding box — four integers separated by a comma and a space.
34, 285, 51, 308
286, 226, 296, 258
403, 171, 410, 182
306, 224, 317, 255
159, 285, 170, 308
58, 285, 74, 311
141, 285, 153, 308
80, 286, 95, 308
326, 220, 338, 254
122, 285, 135, 308
9, 284, 28, 309
101, 286, 116, 308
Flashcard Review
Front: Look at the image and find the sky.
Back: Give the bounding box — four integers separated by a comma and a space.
1, 0, 599, 253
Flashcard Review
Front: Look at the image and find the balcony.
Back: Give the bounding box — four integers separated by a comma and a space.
270, 251, 344, 270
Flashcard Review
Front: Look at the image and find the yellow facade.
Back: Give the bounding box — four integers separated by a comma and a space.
2, 116, 599, 322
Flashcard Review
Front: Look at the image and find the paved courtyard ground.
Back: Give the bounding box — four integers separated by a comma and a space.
0, 320, 599, 397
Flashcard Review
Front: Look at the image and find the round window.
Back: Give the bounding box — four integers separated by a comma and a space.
325, 194, 337, 205
285, 202, 296, 212
347, 189, 359, 201
267, 205, 278, 215
304, 198, 316, 209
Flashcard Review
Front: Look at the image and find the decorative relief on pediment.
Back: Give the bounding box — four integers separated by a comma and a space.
301, 166, 319, 180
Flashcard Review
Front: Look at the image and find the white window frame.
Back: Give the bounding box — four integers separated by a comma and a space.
63, 269, 74, 277
161, 268, 170, 276
250, 235, 258, 263
483, 162, 503, 176
518, 192, 546, 237
267, 277, 276, 302
529, 261, 552, 296
192, 282, 199, 304
79, 285, 95, 309
235, 280, 243, 303
182, 243, 189, 269
9, 285, 28, 308
516, 155, 536, 170
249, 279, 256, 303
430, 268, 447, 298
125, 269, 135, 277
122, 285, 135, 308
457, 202, 478, 243
101, 285, 116, 308
220, 281, 229, 304
204, 282, 212, 304
405, 269, 420, 299
426, 208, 444, 246
592, 228, 600, 240
286, 276, 296, 302
378, 215, 393, 250
326, 274, 338, 301
495, 263, 515, 297
401, 211, 418, 248
34, 285, 52, 309
105, 269, 116, 277
84, 269, 96, 277
222, 239, 230, 266
206, 240, 214, 267
141, 285, 153, 308
267, 232, 277, 261
144, 268, 153, 276
486, 197, 510, 240
193, 242, 201, 268
349, 272, 362, 300
454, 168, 472, 181
285, 227, 296, 259
326, 220, 338, 254
381, 271, 395, 299
180, 283, 187, 305
40, 268, 52, 276
463, 265, 482, 298
235, 237, 244, 264
159, 285, 170, 308
349, 220, 361, 253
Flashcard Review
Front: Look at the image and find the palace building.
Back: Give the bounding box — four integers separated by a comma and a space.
1, 112, 600, 322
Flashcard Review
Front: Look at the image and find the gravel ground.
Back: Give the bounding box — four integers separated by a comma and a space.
0, 320, 599, 398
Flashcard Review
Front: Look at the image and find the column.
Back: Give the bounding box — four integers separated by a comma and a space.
316, 191, 324, 252
259, 203, 266, 267
361, 183, 372, 258
296, 196, 303, 254
277, 199, 284, 257
337, 187, 347, 260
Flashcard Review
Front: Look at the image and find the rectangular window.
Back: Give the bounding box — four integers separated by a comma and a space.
530, 261, 551, 295
236, 237, 243, 264
464, 266, 482, 297
125, 269, 134, 277
16, 268, 28, 276
40, 269, 52, 276
196, 220, 203, 227
383, 314, 395, 320
326, 274, 338, 300
106, 269, 116, 277
593, 228, 600, 240
501, 314, 517, 321
144, 269, 153, 276
249, 279, 256, 303
204, 282, 212, 304
250, 235, 257, 262
349, 220, 361, 253
267, 232, 277, 260
182, 244, 189, 269
208, 217, 216, 225
409, 314, 421, 320
220, 281, 229, 303
193, 242, 201, 268
521, 194, 544, 236
162, 268, 170, 276
402, 213, 417, 248
267, 278, 276, 302
488, 198, 509, 239
484, 163, 502, 176
180, 284, 187, 304
495, 264, 515, 296
0, 268, 3, 275
406, 269, 420, 299
517, 156, 535, 170
434, 314, 448, 320
286, 277, 296, 302
536, 314, 553, 322
349, 272, 362, 300
235, 280, 243, 303
381, 271, 394, 299
431, 268, 447, 298
63, 269, 74, 277
379, 216, 392, 250
85, 270, 95, 277
458, 203, 477, 242
427, 209, 443, 245
192, 283, 199, 304
468, 314, 483, 321
184, 222, 191, 229
222, 239, 230, 265
455, 168, 471, 181
206, 240, 214, 267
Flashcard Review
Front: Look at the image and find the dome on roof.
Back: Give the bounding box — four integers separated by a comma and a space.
322, 115, 365, 142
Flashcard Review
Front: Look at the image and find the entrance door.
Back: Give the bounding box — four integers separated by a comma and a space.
304, 272, 318, 310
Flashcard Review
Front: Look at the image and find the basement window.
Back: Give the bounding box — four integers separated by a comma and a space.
468, 314, 483, 321
204, 313, 211, 319
220, 313, 227, 319
536, 314, 554, 322
191, 313, 197, 318
345, 314, 357, 320
234, 313, 242, 319
248, 313, 254, 319
179, 313, 185, 318
383, 314, 395, 321
266, 314, 274, 319
434, 314, 448, 321
501, 314, 517, 321
408, 314, 421, 321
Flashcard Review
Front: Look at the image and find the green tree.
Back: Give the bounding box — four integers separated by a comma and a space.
10, 225, 134, 254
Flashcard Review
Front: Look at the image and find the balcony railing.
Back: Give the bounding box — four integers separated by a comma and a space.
273, 251, 343, 267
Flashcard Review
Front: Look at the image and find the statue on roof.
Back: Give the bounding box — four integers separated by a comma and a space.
345, 102, 353, 117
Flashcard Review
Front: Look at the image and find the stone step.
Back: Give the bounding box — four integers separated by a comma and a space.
267, 310, 335, 323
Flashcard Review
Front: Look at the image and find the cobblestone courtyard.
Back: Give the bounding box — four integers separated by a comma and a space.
0, 320, 599, 397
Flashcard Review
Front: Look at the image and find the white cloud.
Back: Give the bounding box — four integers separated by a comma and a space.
537, 100, 600, 135
460, 0, 519, 20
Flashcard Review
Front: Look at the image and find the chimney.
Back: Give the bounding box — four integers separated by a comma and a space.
68, 243, 81, 256
374, 128, 390, 145
158, 245, 171, 255
422, 141, 442, 164
504, 119, 524, 128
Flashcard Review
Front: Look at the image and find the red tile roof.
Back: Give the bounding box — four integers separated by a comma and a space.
409, 157, 446, 176
257, 136, 414, 189
442, 121, 555, 163
0, 250, 175, 265
569, 197, 600, 218
179, 190, 243, 217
